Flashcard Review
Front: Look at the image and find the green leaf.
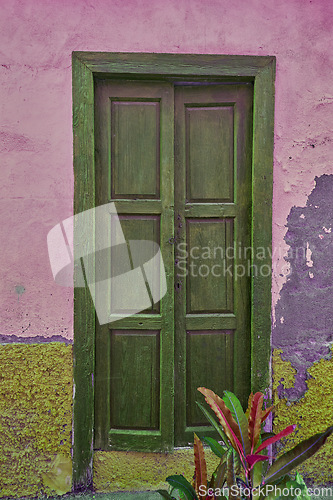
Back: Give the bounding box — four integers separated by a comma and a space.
157, 490, 177, 499
260, 432, 276, 442
264, 426, 333, 484
196, 401, 229, 446
265, 476, 295, 499
197, 388, 244, 458
226, 448, 235, 490
224, 390, 251, 456
256, 475, 291, 500
201, 436, 227, 458
289, 472, 311, 500
166, 475, 199, 500
210, 454, 227, 490
234, 451, 242, 476
252, 458, 264, 489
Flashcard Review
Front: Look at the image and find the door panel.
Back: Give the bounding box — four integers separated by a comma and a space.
110, 330, 160, 429
111, 100, 160, 198
94, 80, 174, 451
111, 215, 161, 314
186, 218, 234, 313
186, 105, 234, 202
174, 84, 252, 445
186, 330, 234, 426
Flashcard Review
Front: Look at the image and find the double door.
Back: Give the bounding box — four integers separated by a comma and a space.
94, 78, 252, 451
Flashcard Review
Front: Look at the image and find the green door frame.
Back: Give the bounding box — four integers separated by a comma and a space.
72, 51, 275, 489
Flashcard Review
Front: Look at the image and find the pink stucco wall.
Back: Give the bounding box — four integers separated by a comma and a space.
0, 0, 332, 339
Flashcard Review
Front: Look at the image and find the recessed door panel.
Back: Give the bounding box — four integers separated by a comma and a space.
110, 330, 160, 430
186, 218, 234, 314
186, 330, 234, 426
111, 100, 160, 199
186, 105, 234, 202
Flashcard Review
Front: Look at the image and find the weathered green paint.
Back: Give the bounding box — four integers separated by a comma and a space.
74, 52, 274, 77
251, 60, 275, 396
272, 348, 333, 483
174, 83, 253, 445
73, 52, 275, 485
186, 332, 234, 426
185, 104, 234, 202
94, 78, 174, 452
111, 100, 160, 198
110, 331, 160, 429
72, 52, 96, 490
186, 219, 234, 312
0, 343, 72, 498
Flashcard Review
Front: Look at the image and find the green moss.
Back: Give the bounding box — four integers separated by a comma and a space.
93, 448, 219, 493
0, 343, 73, 497
272, 348, 333, 483
94, 350, 333, 492
4, 342, 332, 496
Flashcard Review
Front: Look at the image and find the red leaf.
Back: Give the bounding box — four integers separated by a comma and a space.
256, 425, 296, 453
194, 433, 207, 500
197, 387, 245, 459
246, 453, 269, 469
248, 392, 263, 451
261, 406, 273, 423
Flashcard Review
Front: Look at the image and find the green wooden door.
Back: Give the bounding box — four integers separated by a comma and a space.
93, 78, 252, 451
174, 84, 252, 445
94, 79, 175, 451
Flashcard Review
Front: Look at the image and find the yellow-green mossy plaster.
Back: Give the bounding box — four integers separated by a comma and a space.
94, 448, 220, 492
0, 343, 73, 498
272, 348, 333, 484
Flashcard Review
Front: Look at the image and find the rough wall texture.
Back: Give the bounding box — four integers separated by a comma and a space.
0, 343, 72, 497
0, 0, 332, 494
271, 173, 333, 484
273, 175, 333, 400
94, 449, 219, 492
272, 349, 333, 485
1, 0, 332, 340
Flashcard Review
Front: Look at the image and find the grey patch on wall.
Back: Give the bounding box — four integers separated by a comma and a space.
15, 285, 25, 300
273, 174, 333, 400
0, 334, 73, 345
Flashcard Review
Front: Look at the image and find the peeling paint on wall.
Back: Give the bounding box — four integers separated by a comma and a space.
0, 0, 332, 492
0, 343, 72, 498
273, 174, 333, 400
0, 334, 72, 344
272, 348, 333, 484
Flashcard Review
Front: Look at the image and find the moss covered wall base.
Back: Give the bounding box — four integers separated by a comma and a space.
93, 448, 219, 493
1, 342, 333, 495
0, 343, 73, 498
272, 348, 333, 484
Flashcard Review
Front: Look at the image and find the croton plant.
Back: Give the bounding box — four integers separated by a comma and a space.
158, 388, 333, 500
